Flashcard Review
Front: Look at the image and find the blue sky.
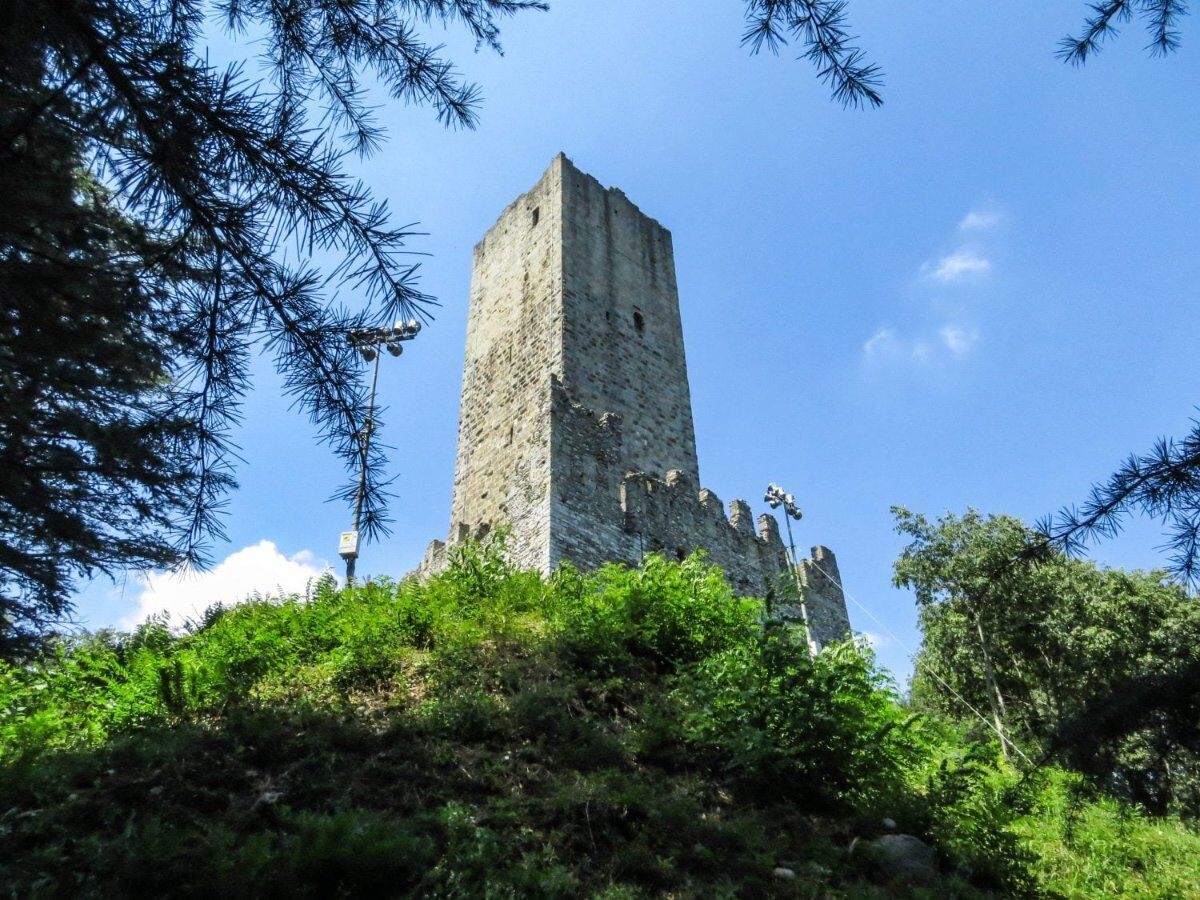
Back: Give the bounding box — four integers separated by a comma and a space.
77, 1, 1200, 683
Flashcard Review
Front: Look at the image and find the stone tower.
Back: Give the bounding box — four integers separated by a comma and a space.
446, 152, 697, 571
419, 155, 850, 646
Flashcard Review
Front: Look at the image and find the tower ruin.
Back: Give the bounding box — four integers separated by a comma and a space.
418, 155, 850, 645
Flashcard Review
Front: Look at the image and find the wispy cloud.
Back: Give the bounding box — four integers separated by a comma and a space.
863, 323, 979, 365
864, 206, 998, 369
924, 250, 991, 283
958, 208, 1003, 232
863, 327, 901, 360
122, 540, 332, 629
939, 324, 979, 357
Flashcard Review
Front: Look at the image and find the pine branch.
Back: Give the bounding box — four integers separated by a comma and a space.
1038, 416, 1200, 586
1140, 0, 1188, 55
741, 0, 883, 108
1060, 0, 1189, 63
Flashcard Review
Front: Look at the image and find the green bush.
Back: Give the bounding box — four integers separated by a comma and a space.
1016, 769, 1200, 897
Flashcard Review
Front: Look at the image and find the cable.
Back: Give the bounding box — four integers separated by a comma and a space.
807, 557, 1037, 766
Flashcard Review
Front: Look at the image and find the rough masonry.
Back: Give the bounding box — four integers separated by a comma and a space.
418, 154, 851, 647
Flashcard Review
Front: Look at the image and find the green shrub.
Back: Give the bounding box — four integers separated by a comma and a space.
672, 631, 926, 810
1017, 769, 1200, 897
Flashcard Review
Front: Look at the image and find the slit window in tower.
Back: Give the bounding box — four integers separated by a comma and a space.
531, 207, 540, 227
633, 309, 645, 334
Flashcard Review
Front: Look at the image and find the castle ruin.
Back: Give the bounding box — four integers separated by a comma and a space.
418, 154, 850, 647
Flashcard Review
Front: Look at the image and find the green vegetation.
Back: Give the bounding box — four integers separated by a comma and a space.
894, 508, 1200, 817
1018, 770, 1200, 898
1, 541, 1197, 896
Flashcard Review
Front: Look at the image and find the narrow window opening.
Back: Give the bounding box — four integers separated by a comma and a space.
505, 425, 514, 446
633, 310, 645, 334
675, 548, 686, 562
531, 207, 540, 227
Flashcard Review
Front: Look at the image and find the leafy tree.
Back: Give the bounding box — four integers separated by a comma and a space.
894, 507, 1200, 814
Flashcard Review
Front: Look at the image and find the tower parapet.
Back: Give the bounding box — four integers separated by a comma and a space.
795, 546, 853, 648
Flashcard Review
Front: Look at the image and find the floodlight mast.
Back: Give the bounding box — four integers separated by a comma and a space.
764, 482, 814, 651
339, 321, 421, 584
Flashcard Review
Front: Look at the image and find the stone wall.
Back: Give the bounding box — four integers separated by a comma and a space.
446, 160, 565, 571
558, 160, 699, 483
796, 547, 853, 649
443, 152, 700, 573
547, 376, 787, 598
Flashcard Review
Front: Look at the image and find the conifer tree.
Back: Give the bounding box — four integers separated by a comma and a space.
0, 46, 199, 651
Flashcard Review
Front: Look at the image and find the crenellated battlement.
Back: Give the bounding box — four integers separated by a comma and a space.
613, 468, 788, 597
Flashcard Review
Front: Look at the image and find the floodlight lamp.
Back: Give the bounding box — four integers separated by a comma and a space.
361, 347, 377, 362
386, 343, 403, 357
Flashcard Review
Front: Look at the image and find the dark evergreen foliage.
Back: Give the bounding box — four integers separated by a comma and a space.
2, 0, 549, 567
1039, 421, 1200, 586
1060, 0, 1190, 63
740, 1, 882, 107
0, 0, 551, 639
0, 42, 202, 653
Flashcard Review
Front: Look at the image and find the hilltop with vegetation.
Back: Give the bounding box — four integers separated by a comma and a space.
2, 538, 1198, 897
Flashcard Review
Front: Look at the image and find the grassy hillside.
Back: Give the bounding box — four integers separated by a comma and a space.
1, 541, 1197, 897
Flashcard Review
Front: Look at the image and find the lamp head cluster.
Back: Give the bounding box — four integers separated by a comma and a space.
765, 482, 803, 521
347, 319, 422, 361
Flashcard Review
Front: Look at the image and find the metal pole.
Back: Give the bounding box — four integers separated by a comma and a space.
346, 346, 382, 584
781, 509, 814, 650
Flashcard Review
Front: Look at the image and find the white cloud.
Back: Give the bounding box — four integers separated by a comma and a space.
958, 209, 1002, 231
122, 540, 330, 629
862, 631, 890, 648
939, 324, 979, 357
924, 250, 991, 283
863, 323, 978, 366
